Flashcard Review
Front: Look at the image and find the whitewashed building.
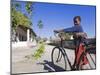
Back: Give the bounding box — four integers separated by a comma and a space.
12, 25, 37, 47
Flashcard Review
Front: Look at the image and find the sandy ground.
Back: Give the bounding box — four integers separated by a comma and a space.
12, 45, 96, 74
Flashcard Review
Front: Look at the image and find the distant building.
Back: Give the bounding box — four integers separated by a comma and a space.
12, 25, 37, 47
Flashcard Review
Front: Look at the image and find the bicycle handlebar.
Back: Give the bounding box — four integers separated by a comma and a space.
53, 31, 95, 50
54, 31, 87, 39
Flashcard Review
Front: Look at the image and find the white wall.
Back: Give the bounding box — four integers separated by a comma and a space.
12, 42, 28, 48
0, 0, 100, 75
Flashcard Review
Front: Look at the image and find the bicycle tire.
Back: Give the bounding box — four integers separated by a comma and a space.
77, 51, 95, 70
51, 47, 67, 70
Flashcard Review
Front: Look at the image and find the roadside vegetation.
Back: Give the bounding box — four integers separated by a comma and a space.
33, 40, 45, 59
25, 40, 45, 61
12, 1, 45, 61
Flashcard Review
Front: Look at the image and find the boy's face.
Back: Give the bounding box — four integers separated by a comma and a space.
74, 18, 81, 25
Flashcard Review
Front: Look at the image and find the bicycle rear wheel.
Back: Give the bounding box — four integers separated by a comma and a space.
77, 52, 96, 70
51, 47, 67, 70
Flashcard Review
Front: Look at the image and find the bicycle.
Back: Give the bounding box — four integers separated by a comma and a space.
51, 31, 96, 70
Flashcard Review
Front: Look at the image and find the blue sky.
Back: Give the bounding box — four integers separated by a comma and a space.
13, 1, 96, 39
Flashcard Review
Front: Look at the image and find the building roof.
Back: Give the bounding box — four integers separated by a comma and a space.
18, 25, 37, 36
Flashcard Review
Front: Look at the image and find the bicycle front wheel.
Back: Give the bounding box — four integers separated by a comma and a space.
51, 47, 67, 70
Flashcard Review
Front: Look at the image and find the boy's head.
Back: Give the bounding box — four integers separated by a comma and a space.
73, 16, 81, 26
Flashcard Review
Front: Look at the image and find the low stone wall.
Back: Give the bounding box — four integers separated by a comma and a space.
12, 41, 37, 48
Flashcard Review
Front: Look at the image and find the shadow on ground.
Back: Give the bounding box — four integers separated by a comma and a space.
37, 60, 66, 72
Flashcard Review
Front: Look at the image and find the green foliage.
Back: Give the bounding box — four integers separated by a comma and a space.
33, 42, 45, 59
24, 41, 45, 61
11, 1, 33, 30
15, 2, 21, 8
37, 20, 43, 29
25, 2, 33, 15
11, 8, 32, 29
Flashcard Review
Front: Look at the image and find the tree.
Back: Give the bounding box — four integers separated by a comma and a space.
37, 20, 43, 29
37, 20, 44, 41
25, 2, 33, 16
11, 1, 33, 30
11, 1, 34, 41
11, 8, 32, 30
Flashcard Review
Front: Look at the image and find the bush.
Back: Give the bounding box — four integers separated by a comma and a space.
33, 42, 45, 59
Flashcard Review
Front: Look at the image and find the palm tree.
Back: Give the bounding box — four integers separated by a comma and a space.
37, 20, 44, 42
37, 20, 43, 29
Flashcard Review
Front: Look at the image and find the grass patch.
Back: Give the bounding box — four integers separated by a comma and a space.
33, 41, 45, 60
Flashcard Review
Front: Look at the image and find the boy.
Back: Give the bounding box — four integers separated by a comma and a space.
54, 16, 83, 33
54, 16, 89, 69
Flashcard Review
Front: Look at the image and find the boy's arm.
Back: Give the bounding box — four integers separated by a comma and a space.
63, 26, 76, 32
54, 26, 83, 33
54, 29, 64, 33
54, 27, 75, 33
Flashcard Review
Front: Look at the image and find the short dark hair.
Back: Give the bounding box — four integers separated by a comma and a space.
73, 16, 81, 22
